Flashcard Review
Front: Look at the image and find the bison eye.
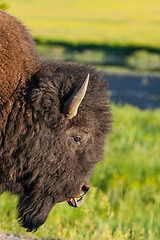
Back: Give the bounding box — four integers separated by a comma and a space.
74, 136, 81, 143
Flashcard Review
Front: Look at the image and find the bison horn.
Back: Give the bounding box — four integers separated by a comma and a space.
63, 74, 90, 119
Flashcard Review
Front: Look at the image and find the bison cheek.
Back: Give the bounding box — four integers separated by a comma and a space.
17, 195, 54, 232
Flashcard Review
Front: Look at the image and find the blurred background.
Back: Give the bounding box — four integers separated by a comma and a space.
0, 0, 160, 239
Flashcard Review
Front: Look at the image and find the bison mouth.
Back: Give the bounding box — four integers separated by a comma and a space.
67, 185, 89, 208
67, 196, 84, 208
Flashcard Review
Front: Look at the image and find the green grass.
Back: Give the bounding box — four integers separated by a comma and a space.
1, 0, 160, 71
35, 41, 160, 72
4, 0, 160, 48
0, 104, 160, 239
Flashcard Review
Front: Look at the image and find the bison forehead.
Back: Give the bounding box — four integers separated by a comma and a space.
30, 62, 111, 133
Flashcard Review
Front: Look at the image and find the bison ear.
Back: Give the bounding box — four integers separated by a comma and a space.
62, 74, 90, 119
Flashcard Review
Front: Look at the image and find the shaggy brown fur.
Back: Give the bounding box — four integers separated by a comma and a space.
0, 11, 112, 232
0, 10, 40, 106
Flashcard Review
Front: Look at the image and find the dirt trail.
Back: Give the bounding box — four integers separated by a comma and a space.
0, 233, 56, 240
0, 234, 34, 240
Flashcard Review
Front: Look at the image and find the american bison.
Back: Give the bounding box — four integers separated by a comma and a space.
0, 10, 112, 232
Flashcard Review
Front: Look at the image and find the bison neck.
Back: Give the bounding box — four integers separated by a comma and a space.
0, 95, 34, 190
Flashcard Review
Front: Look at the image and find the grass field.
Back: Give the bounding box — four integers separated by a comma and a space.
2, 0, 160, 71
4, 0, 160, 47
0, 104, 160, 239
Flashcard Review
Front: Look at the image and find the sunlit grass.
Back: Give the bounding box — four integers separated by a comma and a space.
4, 0, 160, 48
2, 0, 160, 71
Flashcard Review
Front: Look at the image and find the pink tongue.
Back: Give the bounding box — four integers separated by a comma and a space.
67, 197, 84, 208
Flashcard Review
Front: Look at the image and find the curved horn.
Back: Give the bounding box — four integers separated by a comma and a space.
63, 74, 90, 119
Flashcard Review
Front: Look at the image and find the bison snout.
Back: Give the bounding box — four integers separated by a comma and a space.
81, 185, 89, 196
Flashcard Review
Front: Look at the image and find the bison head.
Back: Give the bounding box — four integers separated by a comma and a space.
5, 62, 111, 231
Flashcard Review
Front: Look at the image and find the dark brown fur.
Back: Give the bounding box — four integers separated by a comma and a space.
0, 11, 112, 231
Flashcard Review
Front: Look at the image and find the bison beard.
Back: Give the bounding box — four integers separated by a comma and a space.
0, 10, 112, 232
18, 196, 54, 232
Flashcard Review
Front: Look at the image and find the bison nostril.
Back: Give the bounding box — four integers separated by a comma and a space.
82, 185, 89, 194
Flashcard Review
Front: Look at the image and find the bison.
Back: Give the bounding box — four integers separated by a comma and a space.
0, 10, 112, 232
